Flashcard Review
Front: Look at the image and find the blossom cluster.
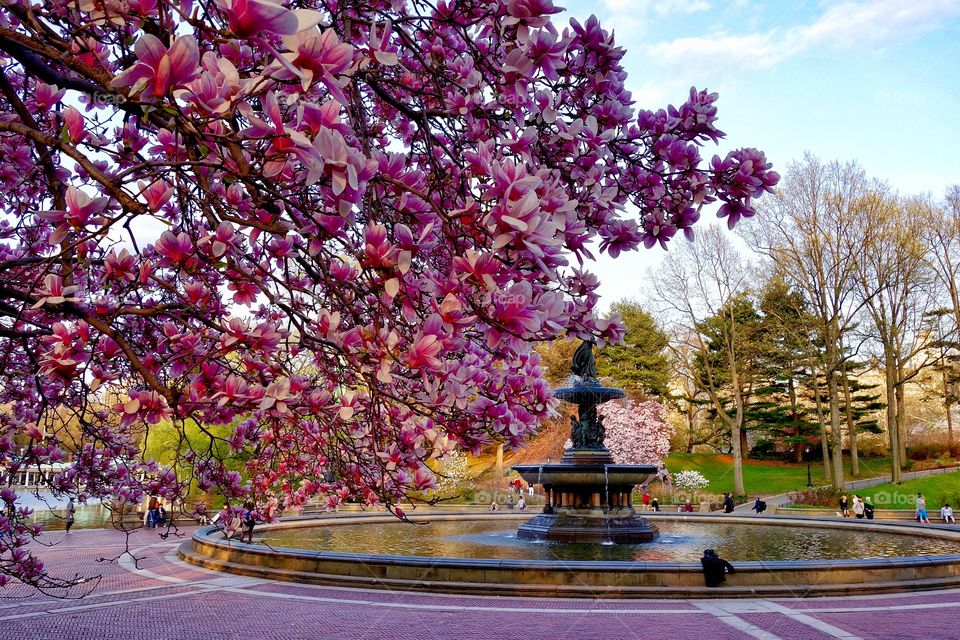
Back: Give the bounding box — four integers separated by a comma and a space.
672, 470, 711, 492
0, 0, 774, 587
600, 400, 673, 475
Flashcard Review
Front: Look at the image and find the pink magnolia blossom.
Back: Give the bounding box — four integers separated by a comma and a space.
275, 27, 353, 95
215, 0, 323, 38
154, 230, 194, 265
111, 34, 200, 100
35, 186, 109, 245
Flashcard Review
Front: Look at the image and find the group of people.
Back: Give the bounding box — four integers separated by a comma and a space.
837, 493, 956, 524
489, 495, 527, 511
836, 494, 875, 519
144, 495, 168, 528
490, 477, 531, 511
909, 493, 953, 525
640, 489, 661, 511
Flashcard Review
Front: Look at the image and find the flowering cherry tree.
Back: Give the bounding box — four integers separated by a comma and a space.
0, 0, 777, 588
600, 399, 673, 475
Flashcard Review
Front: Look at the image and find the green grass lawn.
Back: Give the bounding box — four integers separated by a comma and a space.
664, 453, 894, 498
857, 469, 960, 510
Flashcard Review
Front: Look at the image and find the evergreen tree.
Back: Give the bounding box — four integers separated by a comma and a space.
597, 300, 671, 398
747, 277, 821, 460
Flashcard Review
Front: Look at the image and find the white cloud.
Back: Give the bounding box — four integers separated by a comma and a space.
601, 0, 712, 35
642, 0, 960, 75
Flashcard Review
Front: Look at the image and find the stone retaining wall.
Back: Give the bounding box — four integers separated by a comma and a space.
179, 512, 960, 599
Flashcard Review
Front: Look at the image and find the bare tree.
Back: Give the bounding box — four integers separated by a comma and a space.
854, 195, 937, 481
924, 187, 960, 337
666, 333, 724, 453
920, 188, 960, 448
742, 155, 881, 488
651, 226, 751, 495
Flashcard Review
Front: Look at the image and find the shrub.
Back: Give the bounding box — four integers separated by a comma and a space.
673, 470, 710, 494
788, 486, 843, 508
907, 434, 957, 461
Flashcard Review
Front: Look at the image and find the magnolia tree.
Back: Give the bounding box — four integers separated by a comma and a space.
600, 399, 673, 476
0, 0, 777, 589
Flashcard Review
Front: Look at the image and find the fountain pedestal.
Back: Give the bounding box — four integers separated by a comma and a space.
512, 340, 659, 544
514, 448, 658, 543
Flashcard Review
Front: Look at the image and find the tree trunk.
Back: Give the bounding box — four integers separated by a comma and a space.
810, 367, 832, 481
947, 396, 955, 452
841, 361, 859, 477
730, 419, 745, 496
896, 382, 907, 463
826, 334, 845, 488
789, 377, 803, 462
828, 369, 845, 488
884, 354, 902, 484
944, 356, 955, 450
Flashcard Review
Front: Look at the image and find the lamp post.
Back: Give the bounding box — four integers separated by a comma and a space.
805, 445, 813, 487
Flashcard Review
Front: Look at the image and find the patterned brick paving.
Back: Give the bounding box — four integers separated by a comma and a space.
1, 528, 960, 639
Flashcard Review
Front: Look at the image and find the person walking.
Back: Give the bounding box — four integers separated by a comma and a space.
853, 495, 865, 519
700, 549, 736, 587
722, 493, 735, 514
916, 493, 930, 524
517, 496, 526, 512
65, 498, 75, 533
864, 496, 876, 520
752, 497, 766, 514
940, 503, 955, 524
839, 495, 849, 517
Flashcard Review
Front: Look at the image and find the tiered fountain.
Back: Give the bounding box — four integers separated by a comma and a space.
513, 339, 659, 543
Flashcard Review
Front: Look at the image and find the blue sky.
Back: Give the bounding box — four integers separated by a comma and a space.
558, 0, 960, 306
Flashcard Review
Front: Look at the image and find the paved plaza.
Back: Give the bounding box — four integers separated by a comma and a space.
0, 527, 955, 639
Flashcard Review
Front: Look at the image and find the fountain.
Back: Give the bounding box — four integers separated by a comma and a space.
179, 341, 960, 597
512, 339, 659, 543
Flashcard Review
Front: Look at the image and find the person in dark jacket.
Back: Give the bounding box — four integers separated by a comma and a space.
752, 497, 766, 514
863, 496, 876, 520
722, 493, 735, 514
701, 549, 736, 587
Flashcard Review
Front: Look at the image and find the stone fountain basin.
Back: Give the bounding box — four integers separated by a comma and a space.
179, 512, 960, 598
512, 463, 656, 487
553, 385, 625, 403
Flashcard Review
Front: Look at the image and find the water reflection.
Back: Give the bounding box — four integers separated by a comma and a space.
263, 520, 957, 562
14, 492, 110, 531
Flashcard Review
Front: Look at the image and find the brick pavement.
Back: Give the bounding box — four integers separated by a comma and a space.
1, 528, 960, 639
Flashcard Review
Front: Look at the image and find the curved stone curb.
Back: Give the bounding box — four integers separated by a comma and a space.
179, 512, 960, 599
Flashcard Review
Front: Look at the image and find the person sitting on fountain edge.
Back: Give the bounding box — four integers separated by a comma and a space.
701, 549, 736, 588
